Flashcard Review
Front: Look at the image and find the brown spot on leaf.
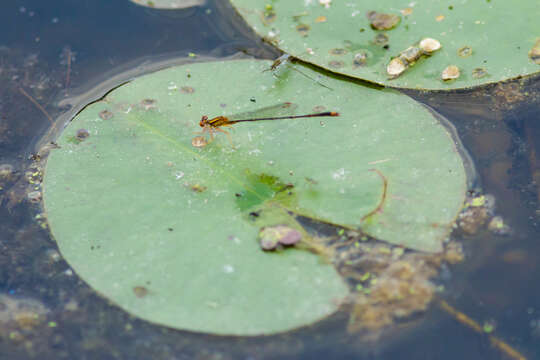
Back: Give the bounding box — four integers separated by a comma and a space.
133, 286, 149, 298
458, 46, 473, 57
328, 60, 344, 68
140, 98, 157, 110
180, 86, 195, 94
353, 52, 369, 67
190, 184, 207, 193
472, 67, 488, 79
329, 48, 347, 55
99, 109, 113, 120
76, 129, 89, 141
366, 11, 401, 30
296, 23, 310, 37
373, 33, 389, 45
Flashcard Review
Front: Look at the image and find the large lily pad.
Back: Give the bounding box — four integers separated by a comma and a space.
228, 0, 540, 90
43, 59, 466, 335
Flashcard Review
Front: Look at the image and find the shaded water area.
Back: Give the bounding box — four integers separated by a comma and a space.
1, 0, 539, 359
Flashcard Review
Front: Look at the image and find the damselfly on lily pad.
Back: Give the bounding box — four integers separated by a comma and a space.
42, 59, 468, 335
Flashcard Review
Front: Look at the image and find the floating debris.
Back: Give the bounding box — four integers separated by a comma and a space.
27, 190, 41, 202
258, 225, 302, 251
487, 216, 511, 235
261, 7, 276, 24
0, 295, 49, 330
133, 286, 149, 298
387, 38, 442, 78
458, 46, 473, 58
347, 252, 438, 337
192, 136, 208, 148
329, 48, 347, 55
435, 15, 445, 22
315, 15, 327, 23
291, 11, 308, 22
457, 194, 497, 234
400, 46, 422, 62
472, 67, 488, 79
400, 7, 413, 16
458, 207, 488, 235
190, 184, 207, 193
419, 38, 441, 53
0, 164, 14, 181
76, 128, 90, 141
328, 60, 345, 68
279, 229, 302, 245
528, 39, 540, 65
263, 4, 276, 19
180, 86, 195, 94
493, 81, 526, 108
444, 241, 464, 264
373, 33, 389, 45
305, 176, 319, 186
353, 52, 368, 67
296, 24, 310, 37
258, 227, 280, 249
98, 109, 113, 120
366, 11, 401, 30
386, 57, 407, 77
140, 98, 157, 110
442, 65, 460, 81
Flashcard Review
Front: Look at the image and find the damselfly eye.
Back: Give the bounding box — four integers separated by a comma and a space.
200, 115, 208, 127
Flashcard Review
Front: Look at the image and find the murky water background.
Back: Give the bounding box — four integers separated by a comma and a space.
1, 0, 539, 359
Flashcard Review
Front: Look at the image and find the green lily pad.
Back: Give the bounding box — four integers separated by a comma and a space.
129, 0, 205, 9
228, 0, 540, 90
43, 59, 466, 335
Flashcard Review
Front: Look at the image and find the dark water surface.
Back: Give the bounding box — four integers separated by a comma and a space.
1, 1, 539, 359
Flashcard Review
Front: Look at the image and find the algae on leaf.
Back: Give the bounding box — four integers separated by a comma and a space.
228, 0, 540, 90
43, 59, 467, 335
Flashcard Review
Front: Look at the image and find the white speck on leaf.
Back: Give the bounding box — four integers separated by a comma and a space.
332, 168, 348, 180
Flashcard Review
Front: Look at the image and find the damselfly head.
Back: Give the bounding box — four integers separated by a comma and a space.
200, 115, 209, 127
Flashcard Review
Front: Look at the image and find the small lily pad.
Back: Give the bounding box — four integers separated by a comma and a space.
228, 0, 540, 89
43, 59, 467, 335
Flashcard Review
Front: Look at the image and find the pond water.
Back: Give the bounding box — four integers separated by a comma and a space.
1, 0, 539, 359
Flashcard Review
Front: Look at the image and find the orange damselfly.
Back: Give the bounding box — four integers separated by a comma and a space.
195, 102, 339, 146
